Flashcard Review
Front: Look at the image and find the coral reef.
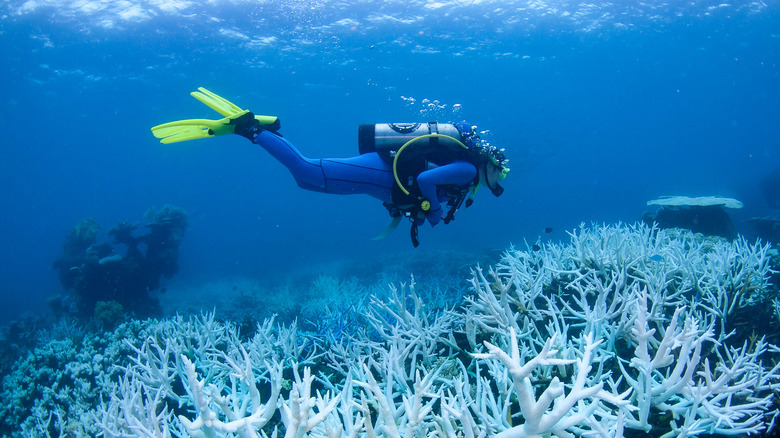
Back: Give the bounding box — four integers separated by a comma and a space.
93, 300, 125, 328
6, 222, 780, 437
157, 247, 482, 327
142, 205, 190, 285
51, 205, 189, 319
51, 218, 101, 293
761, 169, 780, 210
747, 217, 780, 245
644, 196, 743, 239
0, 318, 144, 436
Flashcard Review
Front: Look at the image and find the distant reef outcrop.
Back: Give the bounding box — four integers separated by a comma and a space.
51, 205, 189, 323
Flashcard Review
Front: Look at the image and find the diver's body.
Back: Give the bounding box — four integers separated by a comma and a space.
152, 88, 509, 244
252, 129, 478, 226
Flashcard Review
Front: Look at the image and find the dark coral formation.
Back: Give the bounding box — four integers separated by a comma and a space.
760, 168, 780, 210
52, 206, 189, 320
747, 217, 780, 244
643, 205, 737, 239
52, 218, 101, 293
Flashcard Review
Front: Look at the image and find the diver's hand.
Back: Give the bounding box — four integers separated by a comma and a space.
426, 207, 443, 227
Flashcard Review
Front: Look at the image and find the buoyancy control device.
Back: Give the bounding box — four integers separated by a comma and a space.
358, 122, 477, 247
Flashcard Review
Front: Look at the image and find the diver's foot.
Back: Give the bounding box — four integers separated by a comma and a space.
232, 112, 262, 140
233, 113, 280, 140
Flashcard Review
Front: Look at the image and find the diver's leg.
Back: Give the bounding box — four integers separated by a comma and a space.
253, 130, 394, 202
253, 130, 327, 192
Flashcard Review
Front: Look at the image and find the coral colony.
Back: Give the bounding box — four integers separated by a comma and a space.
50, 206, 189, 321
3, 222, 780, 437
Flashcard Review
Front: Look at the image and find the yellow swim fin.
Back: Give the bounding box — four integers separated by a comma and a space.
151, 111, 251, 144
190, 87, 245, 117
151, 88, 280, 144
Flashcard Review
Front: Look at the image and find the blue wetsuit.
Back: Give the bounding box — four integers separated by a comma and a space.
254, 130, 477, 225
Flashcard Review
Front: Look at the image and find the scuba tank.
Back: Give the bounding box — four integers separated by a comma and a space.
358, 122, 463, 162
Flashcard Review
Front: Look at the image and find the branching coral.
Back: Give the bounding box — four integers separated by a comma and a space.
474, 328, 633, 438
6, 222, 780, 437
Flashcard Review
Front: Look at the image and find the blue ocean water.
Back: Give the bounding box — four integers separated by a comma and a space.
0, 0, 778, 324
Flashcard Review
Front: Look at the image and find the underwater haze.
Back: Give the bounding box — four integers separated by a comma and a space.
0, 0, 779, 324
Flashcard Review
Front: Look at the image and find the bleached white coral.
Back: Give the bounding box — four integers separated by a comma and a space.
473, 327, 632, 437
463, 222, 780, 437
5, 222, 779, 438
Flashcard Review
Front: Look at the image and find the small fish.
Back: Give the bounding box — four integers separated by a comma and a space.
545, 227, 553, 234
532, 244, 541, 252
648, 254, 664, 262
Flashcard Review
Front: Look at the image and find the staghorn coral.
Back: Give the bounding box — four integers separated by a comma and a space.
5, 222, 780, 437
464, 222, 780, 436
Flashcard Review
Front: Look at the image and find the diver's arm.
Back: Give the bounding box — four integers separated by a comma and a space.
416, 161, 477, 225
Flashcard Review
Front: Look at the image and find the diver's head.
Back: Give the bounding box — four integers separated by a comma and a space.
478, 145, 509, 197
456, 121, 510, 197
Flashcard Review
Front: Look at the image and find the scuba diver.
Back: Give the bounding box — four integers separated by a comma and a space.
152, 88, 509, 247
